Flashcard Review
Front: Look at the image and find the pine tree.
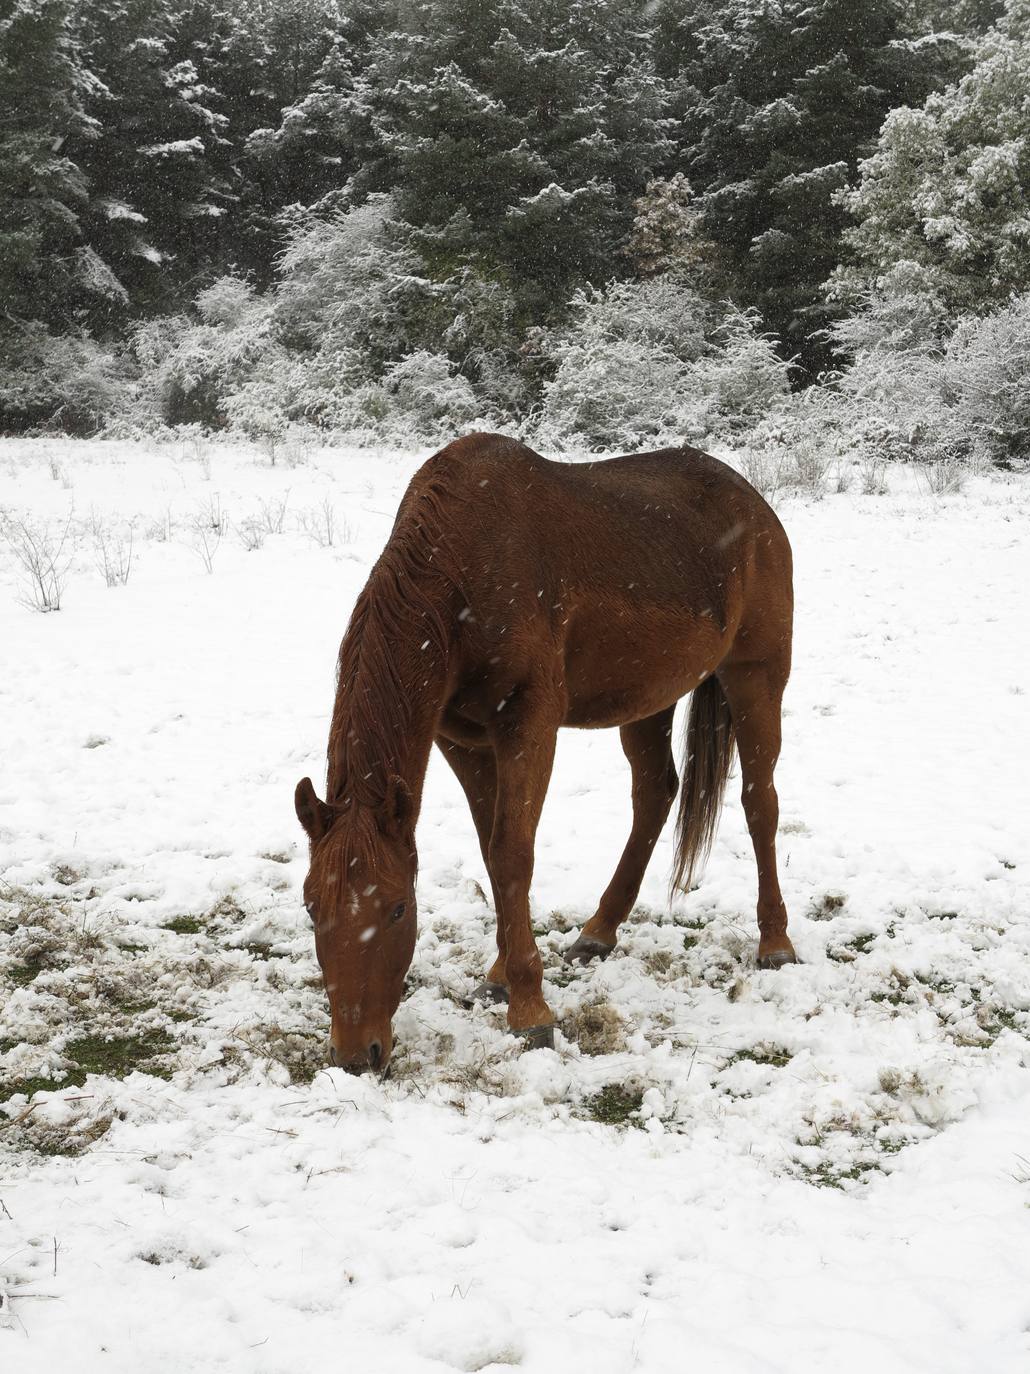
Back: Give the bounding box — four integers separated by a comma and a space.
657, 0, 964, 372
234, 0, 382, 279
0, 0, 93, 327
67, 0, 235, 328
359, 0, 672, 325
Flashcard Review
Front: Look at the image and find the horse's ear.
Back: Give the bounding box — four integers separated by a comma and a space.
381, 774, 414, 838
295, 777, 333, 842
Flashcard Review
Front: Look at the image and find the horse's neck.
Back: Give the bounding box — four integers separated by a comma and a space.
380, 634, 450, 815
327, 584, 452, 817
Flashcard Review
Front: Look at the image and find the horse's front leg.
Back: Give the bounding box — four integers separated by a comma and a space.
489, 688, 560, 1046
435, 737, 509, 1004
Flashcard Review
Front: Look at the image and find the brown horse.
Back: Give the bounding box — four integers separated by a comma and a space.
296, 432, 795, 1074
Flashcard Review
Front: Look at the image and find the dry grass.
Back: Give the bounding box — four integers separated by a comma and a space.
562, 1000, 628, 1056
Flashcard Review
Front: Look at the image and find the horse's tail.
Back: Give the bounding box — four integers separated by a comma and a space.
671, 674, 736, 894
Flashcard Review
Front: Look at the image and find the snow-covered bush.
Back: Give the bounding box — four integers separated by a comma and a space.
537, 334, 692, 450
125, 276, 280, 429
340, 351, 482, 442
941, 295, 1030, 465
687, 307, 794, 434
0, 324, 130, 434
535, 279, 791, 450
219, 198, 507, 441
734, 382, 868, 500
274, 196, 438, 370
828, 291, 1030, 468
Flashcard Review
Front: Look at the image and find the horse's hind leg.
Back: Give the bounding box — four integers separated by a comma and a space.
566, 707, 678, 964
717, 660, 797, 968
436, 737, 509, 1004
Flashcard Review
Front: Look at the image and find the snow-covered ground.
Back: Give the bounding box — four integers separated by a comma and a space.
1, 436, 1028, 1372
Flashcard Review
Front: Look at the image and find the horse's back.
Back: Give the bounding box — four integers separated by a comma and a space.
404, 433, 791, 726
413, 433, 783, 545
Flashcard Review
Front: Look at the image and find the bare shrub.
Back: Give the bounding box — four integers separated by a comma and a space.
832, 462, 853, 493
47, 453, 71, 487
145, 505, 174, 543
236, 517, 266, 552
88, 510, 135, 586
258, 430, 283, 467
786, 444, 830, 496
0, 511, 75, 611
185, 496, 228, 572
237, 490, 292, 550
860, 457, 889, 495
738, 448, 787, 502
298, 495, 348, 548
257, 492, 290, 534
180, 433, 211, 480
918, 458, 970, 496
282, 435, 313, 468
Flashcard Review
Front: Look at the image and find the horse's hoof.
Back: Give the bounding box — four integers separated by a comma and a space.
467, 980, 509, 1007
564, 934, 615, 965
757, 949, 799, 970
517, 1023, 555, 1051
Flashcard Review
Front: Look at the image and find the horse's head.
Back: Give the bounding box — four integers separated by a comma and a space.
295, 775, 417, 1074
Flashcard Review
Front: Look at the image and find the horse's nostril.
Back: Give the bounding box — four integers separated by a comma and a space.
367, 1041, 382, 1070
328, 1044, 338, 1066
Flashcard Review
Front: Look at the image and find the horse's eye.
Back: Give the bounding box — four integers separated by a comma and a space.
390, 902, 406, 924
305, 901, 316, 922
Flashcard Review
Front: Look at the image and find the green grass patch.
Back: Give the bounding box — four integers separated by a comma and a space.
799, 1159, 883, 1189
8, 960, 45, 985
61, 1029, 176, 1084
580, 1084, 645, 1127
163, 915, 206, 935
828, 931, 876, 962
724, 1044, 793, 1069
871, 989, 908, 1005
0, 1073, 68, 1102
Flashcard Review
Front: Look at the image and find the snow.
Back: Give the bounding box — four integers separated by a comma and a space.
1, 437, 1029, 1371
140, 138, 206, 158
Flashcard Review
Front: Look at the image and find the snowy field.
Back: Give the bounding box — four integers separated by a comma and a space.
1, 435, 1029, 1373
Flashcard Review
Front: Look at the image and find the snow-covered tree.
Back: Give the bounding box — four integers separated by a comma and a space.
622, 173, 719, 282
66, 0, 236, 326
359, 0, 672, 321
832, 1, 1030, 322
657, 0, 963, 370
0, 0, 93, 327
219, 0, 382, 278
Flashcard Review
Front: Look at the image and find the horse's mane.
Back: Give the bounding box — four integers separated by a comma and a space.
325, 471, 466, 820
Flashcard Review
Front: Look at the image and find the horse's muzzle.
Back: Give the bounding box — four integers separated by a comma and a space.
329, 1040, 383, 1075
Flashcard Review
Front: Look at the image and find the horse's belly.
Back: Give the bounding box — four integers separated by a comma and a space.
562, 620, 718, 728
